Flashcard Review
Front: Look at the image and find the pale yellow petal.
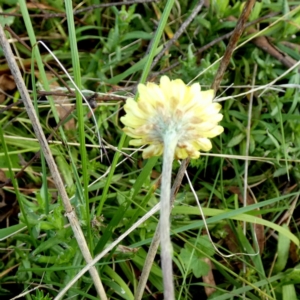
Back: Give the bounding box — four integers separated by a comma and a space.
160, 77, 189, 110
139, 82, 166, 107
175, 147, 189, 159
159, 76, 172, 100
201, 125, 224, 138
142, 144, 164, 159
123, 98, 138, 113
120, 115, 145, 128
194, 138, 212, 151
195, 122, 219, 132
124, 98, 148, 119
169, 79, 187, 105
138, 99, 156, 115
121, 75, 223, 159
123, 126, 155, 139
200, 90, 215, 103
181, 83, 200, 106
195, 103, 222, 115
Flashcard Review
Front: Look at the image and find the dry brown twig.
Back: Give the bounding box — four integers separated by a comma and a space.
251, 32, 298, 70
0, 25, 108, 300
211, 0, 257, 92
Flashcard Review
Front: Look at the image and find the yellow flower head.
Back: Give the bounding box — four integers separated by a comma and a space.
121, 76, 223, 159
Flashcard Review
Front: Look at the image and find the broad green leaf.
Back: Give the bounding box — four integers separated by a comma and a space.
227, 133, 245, 147
179, 247, 210, 278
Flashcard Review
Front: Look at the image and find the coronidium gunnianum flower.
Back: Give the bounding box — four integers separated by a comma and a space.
121, 76, 224, 159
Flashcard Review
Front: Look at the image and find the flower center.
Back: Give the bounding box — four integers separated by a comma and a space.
148, 108, 187, 143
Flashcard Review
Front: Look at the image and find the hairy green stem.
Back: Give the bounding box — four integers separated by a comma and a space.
160, 131, 178, 299
135, 159, 189, 300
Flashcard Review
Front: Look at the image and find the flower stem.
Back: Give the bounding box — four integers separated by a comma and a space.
160, 131, 178, 300
135, 159, 189, 300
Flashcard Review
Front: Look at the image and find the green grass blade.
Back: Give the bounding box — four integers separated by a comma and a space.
64, 0, 92, 248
